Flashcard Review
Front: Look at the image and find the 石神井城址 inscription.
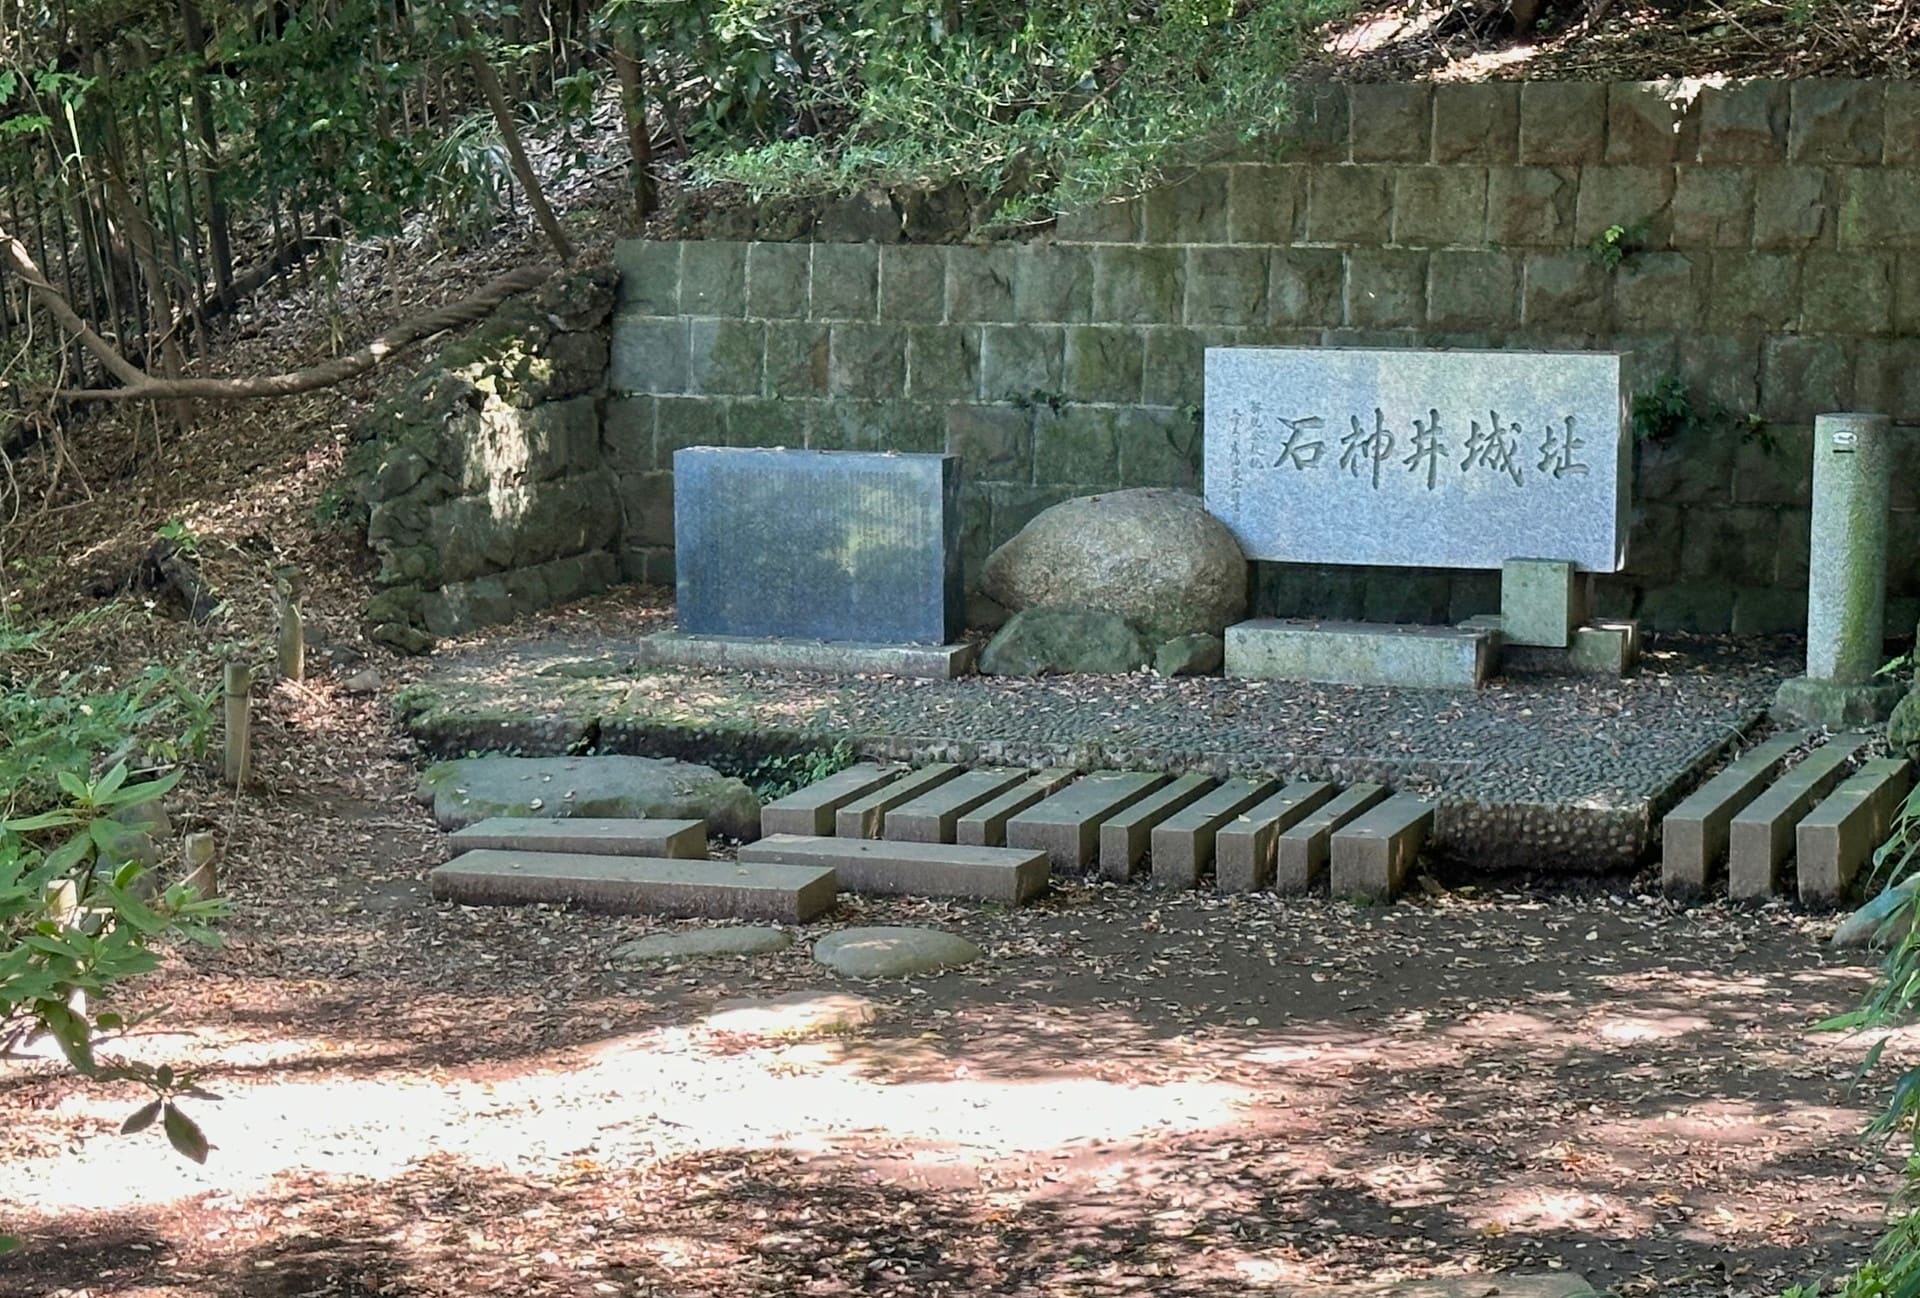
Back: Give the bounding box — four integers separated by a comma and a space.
1203, 348, 1630, 572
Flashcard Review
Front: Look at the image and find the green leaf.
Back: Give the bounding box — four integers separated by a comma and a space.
95, 762, 128, 800
101, 768, 181, 809
162, 1103, 209, 1163
0, 1233, 16, 1254
37, 1001, 95, 1074
2, 809, 80, 833
56, 770, 89, 801
121, 1099, 163, 1134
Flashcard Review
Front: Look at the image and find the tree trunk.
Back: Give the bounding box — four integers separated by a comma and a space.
452, 8, 575, 263
611, 22, 656, 219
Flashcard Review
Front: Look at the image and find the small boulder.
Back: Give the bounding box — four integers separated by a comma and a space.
979, 608, 1148, 677
981, 488, 1247, 642
613, 927, 793, 964
812, 926, 981, 978
1891, 687, 1920, 760
417, 755, 761, 840
1155, 633, 1225, 677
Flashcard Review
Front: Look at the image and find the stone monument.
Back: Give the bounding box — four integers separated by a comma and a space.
1775, 412, 1903, 726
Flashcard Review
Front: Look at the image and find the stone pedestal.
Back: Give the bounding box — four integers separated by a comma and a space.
1501, 558, 1585, 647
1775, 413, 1902, 727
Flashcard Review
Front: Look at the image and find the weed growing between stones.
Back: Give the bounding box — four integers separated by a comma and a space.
746, 740, 857, 801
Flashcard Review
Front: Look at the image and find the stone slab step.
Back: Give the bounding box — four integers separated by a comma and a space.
1728, 735, 1871, 900
956, 768, 1077, 847
836, 763, 964, 839
1797, 757, 1913, 907
1217, 781, 1339, 894
1278, 784, 1388, 893
430, 850, 837, 922
885, 768, 1028, 844
1008, 771, 1171, 873
1661, 730, 1811, 896
1151, 777, 1280, 889
740, 834, 1049, 905
635, 631, 976, 680
450, 817, 708, 859
1098, 774, 1217, 881
1329, 794, 1435, 902
1224, 619, 1495, 690
762, 764, 904, 837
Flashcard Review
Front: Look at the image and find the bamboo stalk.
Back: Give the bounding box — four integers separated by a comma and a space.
222, 662, 252, 787
182, 832, 218, 899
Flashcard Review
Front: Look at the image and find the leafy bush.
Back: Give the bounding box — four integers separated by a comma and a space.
747, 740, 856, 800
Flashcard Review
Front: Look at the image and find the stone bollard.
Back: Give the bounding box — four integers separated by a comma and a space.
1775, 413, 1905, 727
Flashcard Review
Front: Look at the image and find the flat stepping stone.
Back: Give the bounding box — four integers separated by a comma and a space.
1662, 730, 1811, 896
416, 754, 760, 840
740, 834, 1048, 904
1098, 773, 1217, 881
1216, 781, 1338, 893
1150, 777, 1279, 889
1728, 735, 1870, 900
612, 927, 793, 963
1330, 794, 1435, 902
1277, 783, 1388, 893
836, 763, 964, 839
1798, 757, 1913, 906
956, 768, 1076, 846
762, 763, 903, 837
1225, 619, 1496, 689
1008, 771, 1170, 873
812, 926, 981, 978
885, 768, 1028, 843
452, 817, 707, 859
705, 991, 877, 1038
430, 850, 837, 922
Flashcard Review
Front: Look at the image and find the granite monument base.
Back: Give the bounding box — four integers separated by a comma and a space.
637, 631, 976, 680
1773, 675, 1905, 729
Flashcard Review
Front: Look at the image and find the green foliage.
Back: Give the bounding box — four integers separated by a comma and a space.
0, 667, 212, 818
1588, 222, 1648, 270
1630, 371, 1763, 446
747, 740, 856, 800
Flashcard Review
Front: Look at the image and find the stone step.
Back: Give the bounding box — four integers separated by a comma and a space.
740, 834, 1049, 905
1224, 619, 1496, 690
762, 763, 904, 837
1329, 794, 1435, 902
1797, 757, 1913, 907
885, 768, 1029, 844
450, 817, 708, 859
836, 763, 965, 839
1216, 781, 1339, 893
1661, 730, 1811, 896
1008, 771, 1171, 873
430, 850, 837, 922
1150, 777, 1281, 889
1097, 774, 1217, 882
635, 631, 975, 681
1277, 784, 1389, 893
956, 768, 1078, 847
1728, 736, 1871, 900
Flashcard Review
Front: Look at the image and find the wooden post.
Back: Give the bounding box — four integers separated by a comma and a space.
275, 570, 305, 683
222, 662, 252, 787
182, 832, 218, 899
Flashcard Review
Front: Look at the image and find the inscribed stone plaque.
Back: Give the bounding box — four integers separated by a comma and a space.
1204, 348, 1630, 571
674, 448, 962, 644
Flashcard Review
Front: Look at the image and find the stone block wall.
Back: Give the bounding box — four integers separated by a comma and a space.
609, 79, 1920, 636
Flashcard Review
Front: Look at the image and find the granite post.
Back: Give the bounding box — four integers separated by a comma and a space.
1775, 413, 1904, 727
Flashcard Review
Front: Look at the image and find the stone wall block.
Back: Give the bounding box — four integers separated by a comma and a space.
687, 319, 766, 396
745, 242, 810, 318
1638, 582, 1736, 634
810, 243, 880, 320
1760, 335, 1855, 421
602, 395, 654, 471
1695, 81, 1789, 162
1888, 83, 1920, 165
1518, 83, 1607, 163
1731, 587, 1806, 635
1679, 334, 1761, 414
1186, 247, 1271, 326
1227, 165, 1307, 244
812, 400, 944, 455
1854, 338, 1920, 425
1054, 197, 1142, 243
1679, 504, 1778, 585
945, 405, 1033, 484
617, 471, 676, 547
1143, 168, 1230, 243
1707, 252, 1802, 330
1670, 167, 1755, 246
609, 315, 688, 395
1141, 328, 1207, 407
1064, 326, 1146, 404
906, 326, 982, 401
680, 242, 748, 316
1306, 166, 1394, 244
1391, 166, 1488, 247
655, 395, 727, 460
1486, 167, 1577, 246
1349, 83, 1433, 162
1093, 245, 1187, 324
1801, 249, 1893, 334
1284, 82, 1351, 163
947, 245, 1019, 322
1606, 81, 1700, 162
878, 245, 949, 323
764, 322, 831, 398
981, 325, 1066, 401
1733, 427, 1813, 505
1623, 503, 1682, 583
827, 323, 907, 399
1573, 166, 1677, 245
1520, 253, 1609, 330
1839, 170, 1920, 249
1269, 248, 1346, 326
1753, 167, 1833, 249
726, 397, 808, 449
1775, 507, 1812, 587
1610, 252, 1701, 331
1432, 83, 1519, 163
1013, 245, 1094, 322
1637, 429, 1736, 505
1115, 407, 1202, 489
1345, 250, 1428, 327
615, 240, 681, 314
1790, 80, 1885, 163
1032, 406, 1122, 487
1895, 255, 1920, 333
1425, 251, 1516, 328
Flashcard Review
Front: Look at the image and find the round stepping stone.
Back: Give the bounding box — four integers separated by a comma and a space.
612, 927, 793, 964
705, 991, 877, 1039
811, 926, 981, 978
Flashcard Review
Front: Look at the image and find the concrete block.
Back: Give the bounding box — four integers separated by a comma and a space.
1349, 83, 1433, 162
430, 851, 836, 923
1518, 84, 1607, 163
957, 769, 1077, 846
885, 769, 1028, 844
1728, 735, 1871, 900
1329, 795, 1436, 902
763, 763, 905, 837
837, 764, 966, 839
1099, 774, 1217, 881
1225, 619, 1496, 690
1092, 246, 1186, 324
1501, 559, 1585, 648
746, 242, 810, 318
681, 242, 748, 315
615, 239, 681, 314
1150, 778, 1280, 889
609, 316, 688, 395
1662, 730, 1812, 895
1791, 80, 1884, 164
1277, 784, 1389, 893
1798, 758, 1913, 907
740, 834, 1048, 905
450, 817, 706, 860
1216, 781, 1338, 893
1008, 771, 1171, 873
1486, 167, 1577, 246
634, 632, 976, 681
1569, 619, 1640, 675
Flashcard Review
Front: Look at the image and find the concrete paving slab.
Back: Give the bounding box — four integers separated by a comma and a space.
741, 834, 1049, 904
1729, 735, 1871, 900
1007, 771, 1171, 873
1662, 730, 1812, 896
1098, 774, 1217, 881
836, 763, 964, 839
956, 768, 1078, 846
451, 817, 707, 859
1330, 794, 1435, 902
1798, 757, 1913, 907
1277, 784, 1388, 893
885, 768, 1028, 844
1150, 778, 1281, 889
1216, 781, 1338, 893
430, 850, 837, 922
635, 631, 976, 680
763, 763, 904, 837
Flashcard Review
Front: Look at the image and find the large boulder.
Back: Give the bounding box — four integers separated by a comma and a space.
978, 608, 1148, 677
417, 755, 761, 840
981, 489, 1247, 642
